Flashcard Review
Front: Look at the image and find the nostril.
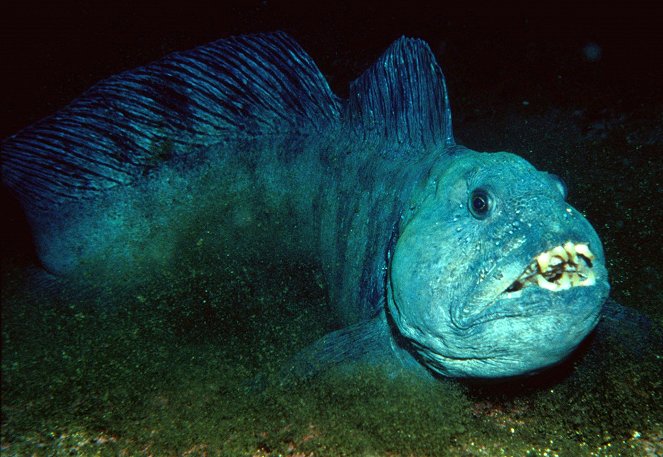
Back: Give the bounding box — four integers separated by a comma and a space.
548, 173, 567, 199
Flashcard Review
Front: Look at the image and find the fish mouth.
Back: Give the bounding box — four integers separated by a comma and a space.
502, 241, 596, 296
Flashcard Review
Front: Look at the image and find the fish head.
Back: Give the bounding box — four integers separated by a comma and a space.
388, 148, 609, 378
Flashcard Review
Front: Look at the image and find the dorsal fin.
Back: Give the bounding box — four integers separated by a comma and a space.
344, 37, 454, 151
1, 32, 340, 209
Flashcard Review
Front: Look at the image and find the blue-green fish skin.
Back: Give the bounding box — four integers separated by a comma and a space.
388, 148, 608, 378
0, 32, 609, 379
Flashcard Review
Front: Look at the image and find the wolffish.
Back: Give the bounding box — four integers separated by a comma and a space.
1, 32, 611, 379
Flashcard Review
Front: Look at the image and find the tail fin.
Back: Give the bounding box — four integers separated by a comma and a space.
2, 32, 340, 210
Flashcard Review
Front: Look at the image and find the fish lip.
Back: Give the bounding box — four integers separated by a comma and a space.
499, 240, 598, 297
457, 240, 602, 327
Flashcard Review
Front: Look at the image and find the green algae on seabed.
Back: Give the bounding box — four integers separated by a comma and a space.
2, 256, 662, 457
2, 98, 663, 454
2, 97, 663, 454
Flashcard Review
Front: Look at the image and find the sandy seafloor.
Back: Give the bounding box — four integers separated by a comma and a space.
2, 3, 662, 456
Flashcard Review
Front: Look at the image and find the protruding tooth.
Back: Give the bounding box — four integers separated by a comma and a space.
557, 272, 572, 290
563, 241, 576, 255
523, 262, 535, 276
575, 243, 595, 260
579, 269, 596, 286
537, 275, 560, 291
550, 256, 563, 266
564, 241, 578, 264
537, 252, 551, 271
551, 246, 569, 262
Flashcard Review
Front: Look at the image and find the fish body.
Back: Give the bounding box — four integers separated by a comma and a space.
1, 32, 610, 378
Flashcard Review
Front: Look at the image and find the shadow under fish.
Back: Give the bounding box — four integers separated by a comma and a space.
1, 32, 657, 382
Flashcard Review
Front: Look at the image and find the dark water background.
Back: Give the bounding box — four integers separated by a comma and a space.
2, 1, 662, 455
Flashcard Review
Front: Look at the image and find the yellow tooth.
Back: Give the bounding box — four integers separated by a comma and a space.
537, 252, 551, 271
563, 241, 576, 255
579, 269, 596, 286
537, 275, 560, 291
529, 243, 597, 291
575, 243, 595, 260
557, 272, 572, 290
564, 241, 579, 264
551, 246, 568, 262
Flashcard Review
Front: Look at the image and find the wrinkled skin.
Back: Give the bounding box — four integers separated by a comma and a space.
388, 148, 610, 378
2, 32, 614, 382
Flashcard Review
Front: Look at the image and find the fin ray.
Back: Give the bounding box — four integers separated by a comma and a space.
2, 32, 340, 209
344, 36, 454, 151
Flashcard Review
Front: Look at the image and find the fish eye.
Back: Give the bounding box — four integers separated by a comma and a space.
469, 188, 492, 219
